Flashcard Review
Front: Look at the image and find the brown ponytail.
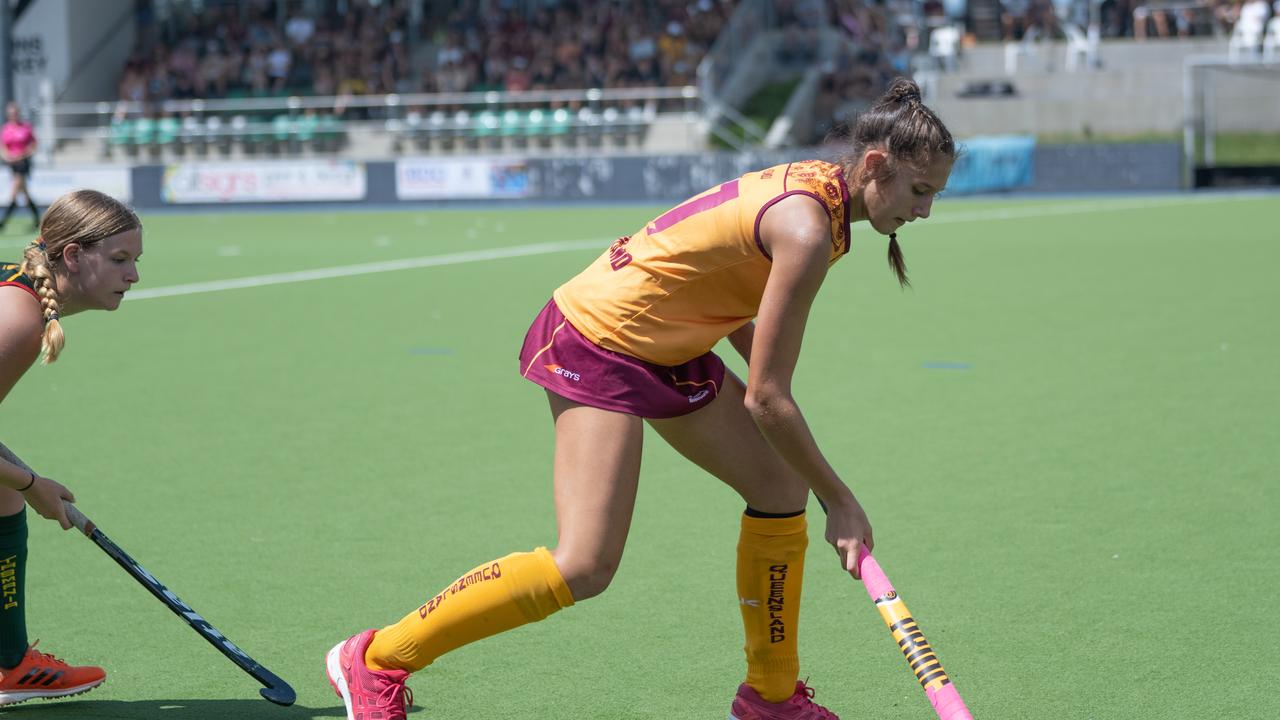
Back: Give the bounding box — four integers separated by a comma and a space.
887, 233, 909, 288
837, 78, 955, 288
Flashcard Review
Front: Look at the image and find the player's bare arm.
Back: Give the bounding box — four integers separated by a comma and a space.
728, 321, 755, 363
0, 287, 76, 527
747, 194, 842, 499
748, 195, 874, 577
0, 288, 41, 490
0, 441, 33, 493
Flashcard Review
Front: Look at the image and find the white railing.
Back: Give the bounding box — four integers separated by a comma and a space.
41, 86, 703, 159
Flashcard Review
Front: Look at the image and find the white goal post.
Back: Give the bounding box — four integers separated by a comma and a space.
1182, 55, 1280, 187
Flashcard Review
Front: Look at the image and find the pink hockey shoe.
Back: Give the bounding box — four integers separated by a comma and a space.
325, 630, 413, 720
730, 680, 839, 720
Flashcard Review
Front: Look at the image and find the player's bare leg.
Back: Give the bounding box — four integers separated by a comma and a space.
545, 391, 643, 601
328, 392, 642, 720
650, 372, 838, 719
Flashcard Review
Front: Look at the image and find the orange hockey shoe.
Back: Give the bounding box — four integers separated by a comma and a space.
0, 642, 106, 706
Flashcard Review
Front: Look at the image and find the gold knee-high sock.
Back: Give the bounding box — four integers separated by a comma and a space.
737, 513, 807, 702
366, 547, 574, 672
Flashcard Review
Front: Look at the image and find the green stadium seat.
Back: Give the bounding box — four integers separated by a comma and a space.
156, 116, 180, 148
473, 110, 501, 148
524, 108, 546, 132
107, 118, 132, 147
273, 114, 293, 143
276, 114, 305, 153
402, 110, 425, 150
500, 109, 522, 134
549, 108, 572, 146
626, 105, 651, 145
525, 108, 550, 148
602, 107, 625, 146
384, 117, 406, 153
294, 113, 319, 144
180, 115, 204, 154
451, 110, 472, 149
246, 115, 273, 153
426, 110, 450, 150
132, 117, 156, 149
316, 114, 344, 151
500, 109, 526, 148
473, 110, 498, 133
206, 115, 231, 155
229, 115, 249, 150
577, 107, 603, 148
102, 118, 132, 159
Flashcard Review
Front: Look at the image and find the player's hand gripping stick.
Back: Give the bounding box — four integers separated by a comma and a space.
857, 546, 973, 719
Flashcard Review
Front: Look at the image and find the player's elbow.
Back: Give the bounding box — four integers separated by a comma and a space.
744, 387, 792, 422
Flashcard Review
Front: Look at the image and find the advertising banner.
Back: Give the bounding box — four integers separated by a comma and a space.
161, 160, 366, 203
947, 136, 1036, 194
0, 166, 133, 203
395, 158, 531, 199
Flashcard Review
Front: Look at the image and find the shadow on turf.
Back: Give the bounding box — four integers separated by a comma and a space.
0, 698, 428, 718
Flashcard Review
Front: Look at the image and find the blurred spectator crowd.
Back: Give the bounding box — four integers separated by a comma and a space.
807, 0, 1277, 140
120, 0, 734, 105
107, 0, 1276, 155
421, 0, 731, 93
1016, 0, 1277, 41
118, 0, 1275, 112
122, 0, 412, 102
812, 0, 924, 139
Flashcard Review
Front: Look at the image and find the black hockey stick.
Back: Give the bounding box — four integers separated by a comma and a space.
63, 502, 296, 706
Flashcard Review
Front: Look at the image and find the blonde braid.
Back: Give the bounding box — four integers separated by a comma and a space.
20, 239, 65, 364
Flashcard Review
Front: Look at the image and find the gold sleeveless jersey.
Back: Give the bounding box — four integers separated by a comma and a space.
554, 160, 851, 366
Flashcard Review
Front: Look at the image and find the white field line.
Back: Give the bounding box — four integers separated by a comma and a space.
913, 191, 1264, 227
125, 238, 607, 301
124, 192, 1270, 301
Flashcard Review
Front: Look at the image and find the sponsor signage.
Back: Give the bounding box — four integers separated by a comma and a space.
946, 135, 1036, 194
395, 158, 530, 199
162, 160, 366, 203
0, 166, 132, 203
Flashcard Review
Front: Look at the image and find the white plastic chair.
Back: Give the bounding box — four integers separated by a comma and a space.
1064, 23, 1100, 72
1263, 16, 1280, 61
1228, 16, 1265, 61
180, 115, 201, 146
1004, 27, 1040, 75
928, 25, 962, 72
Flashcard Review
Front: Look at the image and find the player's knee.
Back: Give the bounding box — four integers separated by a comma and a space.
557, 556, 620, 600
738, 472, 809, 514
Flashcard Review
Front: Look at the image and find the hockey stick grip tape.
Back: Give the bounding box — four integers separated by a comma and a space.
63, 501, 93, 536
927, 683, 972, 720
856, 546, 894, 601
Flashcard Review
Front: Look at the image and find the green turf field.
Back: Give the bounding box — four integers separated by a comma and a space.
2, 192, 1277, 719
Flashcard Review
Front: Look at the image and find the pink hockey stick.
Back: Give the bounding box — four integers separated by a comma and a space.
857, 546, 974, 719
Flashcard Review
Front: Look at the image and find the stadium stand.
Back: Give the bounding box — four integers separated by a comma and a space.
29, 0, 1280, 164
78, 0, 731, 159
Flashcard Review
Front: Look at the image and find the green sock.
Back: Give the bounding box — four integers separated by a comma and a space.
0, 509, 27, 669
